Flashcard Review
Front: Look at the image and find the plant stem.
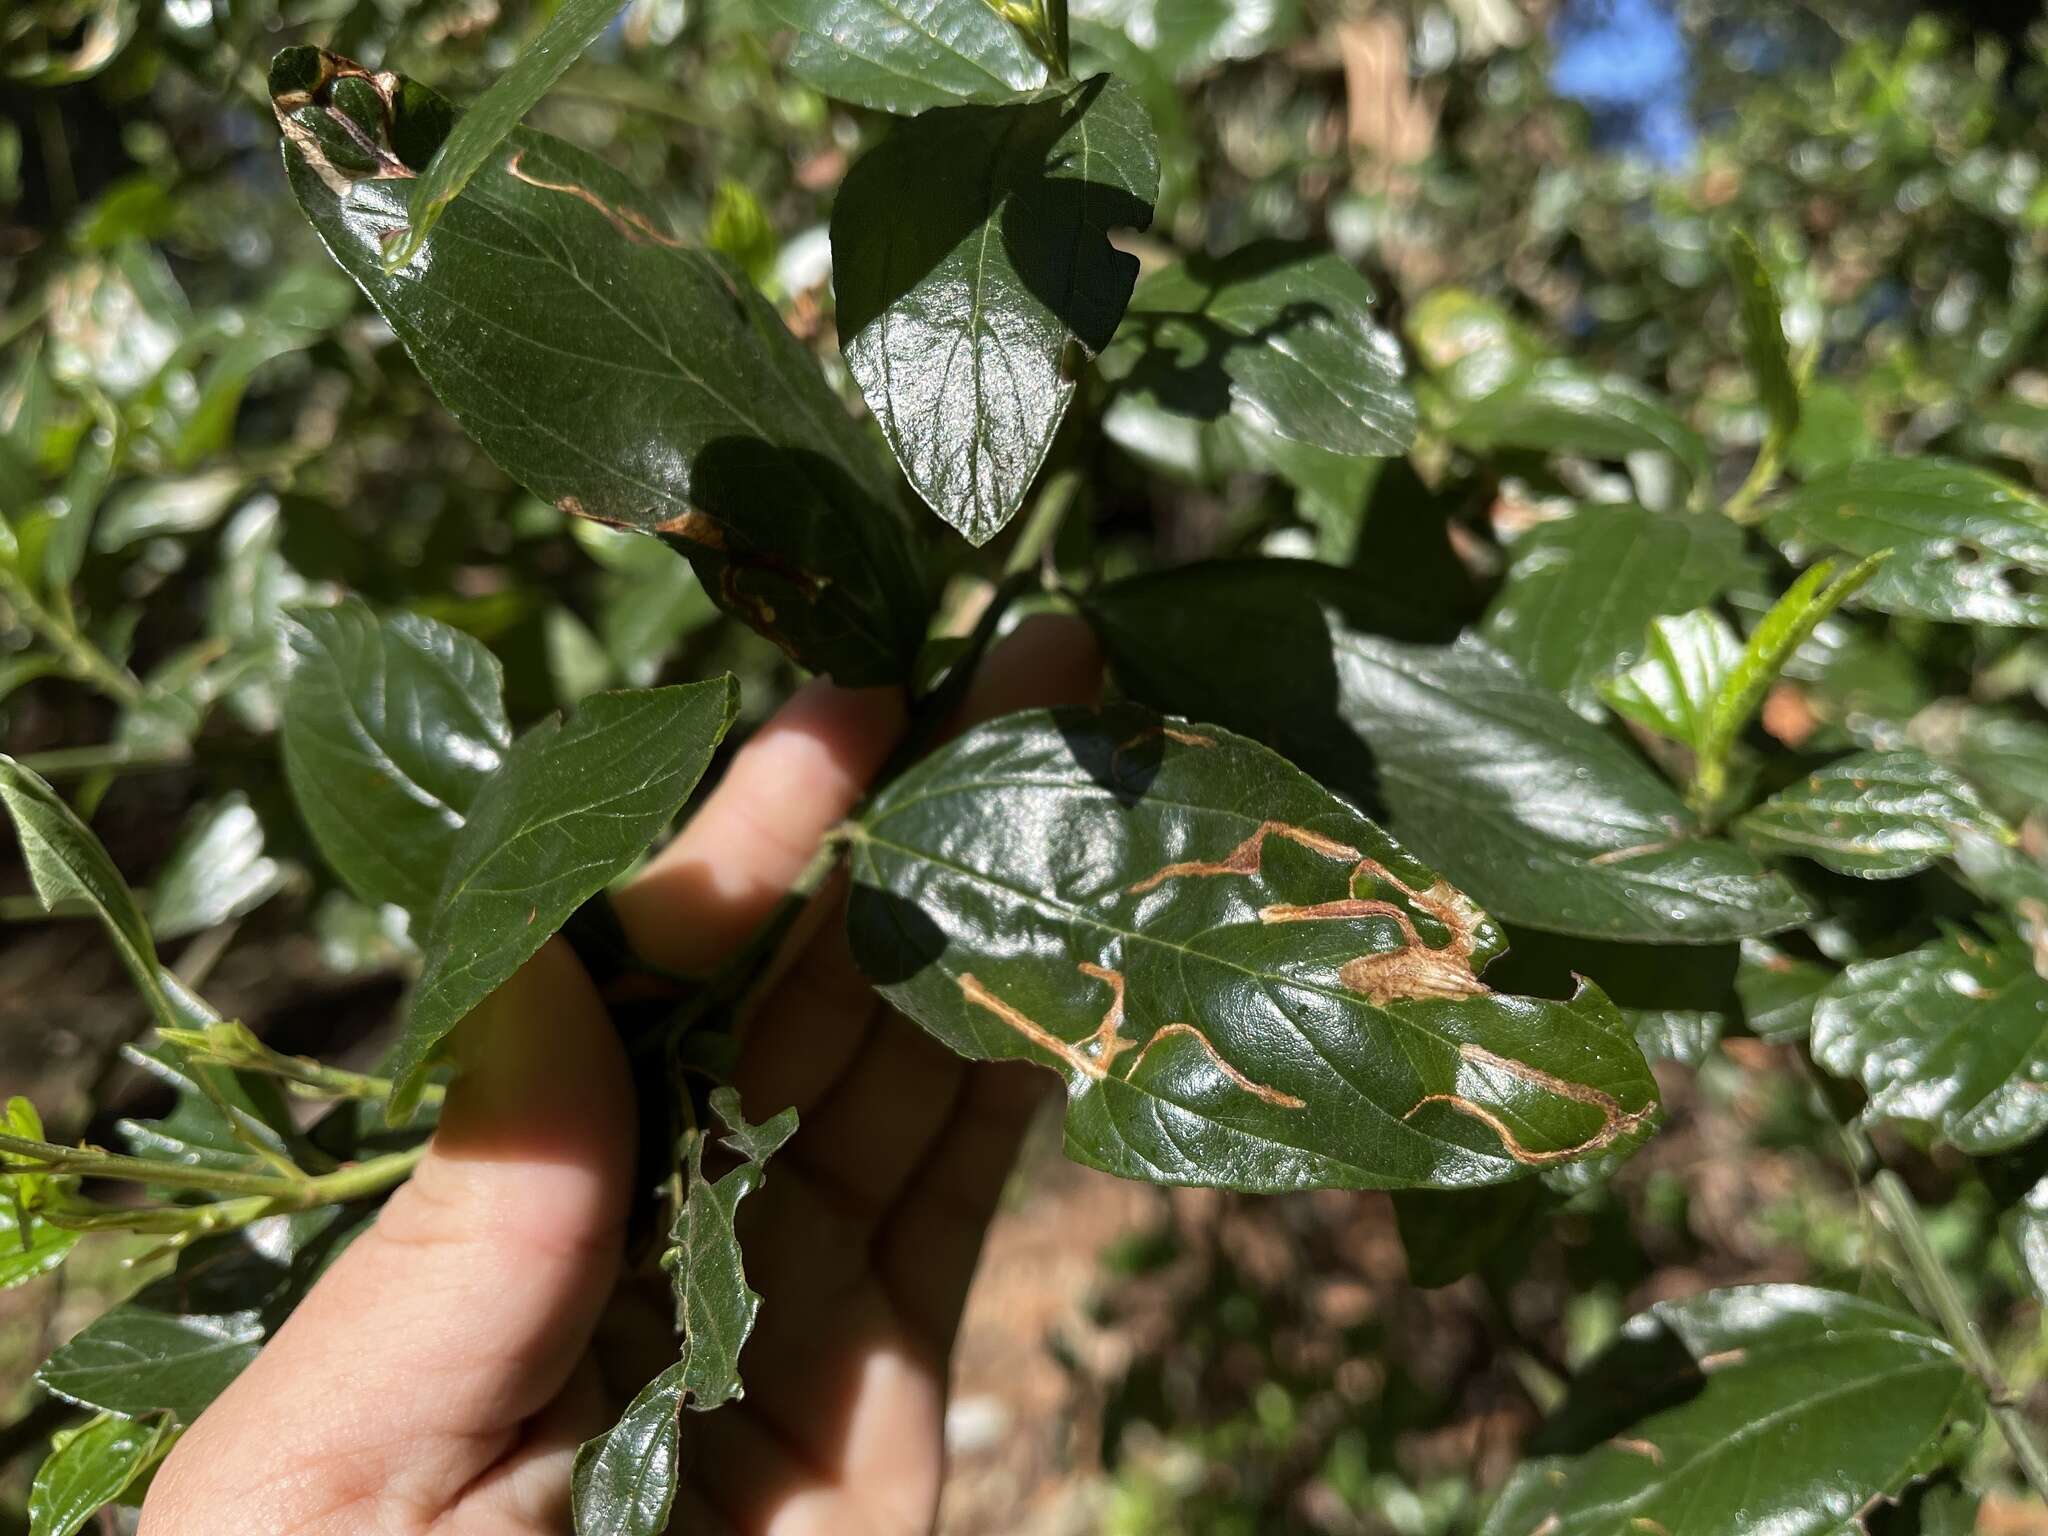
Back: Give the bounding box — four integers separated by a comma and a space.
14, 741, 192, 779
1871, 1169, 2048, 1503
0, 1131, 427, 1207
0, 570, 145, 709
1044, 0, 1070, 76
1004, 467, 1081, 579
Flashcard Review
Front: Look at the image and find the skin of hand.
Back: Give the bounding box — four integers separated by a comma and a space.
137, 615, 1102, 1536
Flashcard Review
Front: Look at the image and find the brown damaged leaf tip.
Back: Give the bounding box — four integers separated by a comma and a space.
958, 964, 1304, 1111
1404, 1042, 1652, 1167
505, 151, 685, 248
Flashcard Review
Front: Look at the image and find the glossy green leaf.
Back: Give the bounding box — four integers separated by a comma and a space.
1765, 458, 2048, 627
832, 76, 1159, 545
572, 1090, 795, 1535
1596, 608, 1743, 753
756, 0, 1048, 113
273, 50, 930, 684
571, 1360, 693, 1536
27, 1413, 174, 1536
386, 0, 626, 270
0, 756, 182, 1030
1442, 361, 1711, 490
1098, 244, 1414, 462
665, 1089, 798, 1408
1935, 707, 2048, 817
1734, 939, 1833, 1043
1481, 505, 1748, 712
2004, 1173, 2048, 1304
1726, 231, 1800, 446
1811, 926, 2048, 1154
1482, 1285, 1981, 1536
393, 679, 739, 1116
1739, 748, 2011, 879
38, 1308, 266, 1423
849, 704, 1658, 1190
1084, 562, 1813, 942
117, 1043, 304, 1178
149, 793, 291, 940
281, 598, 511, 921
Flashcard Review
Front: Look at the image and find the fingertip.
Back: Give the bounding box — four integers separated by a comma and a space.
954, 611, 1102, 727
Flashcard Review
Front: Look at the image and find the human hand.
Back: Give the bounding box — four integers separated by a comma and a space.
138, 615, 1101, 1536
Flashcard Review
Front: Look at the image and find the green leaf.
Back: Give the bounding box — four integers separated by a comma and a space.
0, 756, 183, 1030
831, 77, 1159, 545
1726, 231, 1800, 447
849, 704, 1658, 1190
1098, 243, 1414, 462
281, 598, 511, 921
1734, 939, 1833, 1043
666, 1089, 798, 1408
0, 1198, 78, 1291
1441, 361, 1711, 492
572, 1090, 795, 1535
273, 51, 931, 684
393, 679, 740, 1117
570, 1360, 693, 1536
1738, 748, 2012, 880
37, 1308, 266, 1424
2004, 1172, 2048, 1304
1071, 0, 1299, 80
1811, 926, 2048, 1154
1765, 458, 2048, 627
1929, 706, 2048, 818
117, 1043, 304, 1178
149, 793, 291, 940
27, 1413, 175, 1536
1482, 1285, 1982, 1536
385, 0, 627, 271
757, 0, 1049, 113
1480, 505, 1749, 713
1596, 608, 1743, 753
1084, 562, 1813, 943
1393, 1182, 1546, 1289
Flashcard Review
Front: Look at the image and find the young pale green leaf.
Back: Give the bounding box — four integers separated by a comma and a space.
1480, 504, 1749, 713
1482, 1285, 1981, 1536
385, 0, 625, 270
1097, 244, 1414, 462
1734, 939, 1833, 1043
849, 705, 1659, 1190
1765, 458, 2048, 626
1738, 748, 2012, 879
1440, 360, 1711, 491
1084, 562, 1813, 943
281, 598, 511, 920
1811, 926, 2048, 1154
393, 679, 739, 1117
570, 1360, 693, 1536
27, 1413, 175, 1536
755, 0, 1049, 113
0, 1198, 78, 1291
272, 51, 930, 684
148, 793, 290, 939
831, 77, 1159, 544
0, 756, 184, 1031
666, 1089, 798, 1408
572, 1090, 795, 1536
1596, 608, 1743, 752
1726, 231, 1800, 447
1697, 552, 1886, 807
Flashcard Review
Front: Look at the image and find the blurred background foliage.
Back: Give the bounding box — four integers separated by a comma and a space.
8, 0, 2048, 1531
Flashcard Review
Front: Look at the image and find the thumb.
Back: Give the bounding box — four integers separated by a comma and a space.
143, 937, 635, 1532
